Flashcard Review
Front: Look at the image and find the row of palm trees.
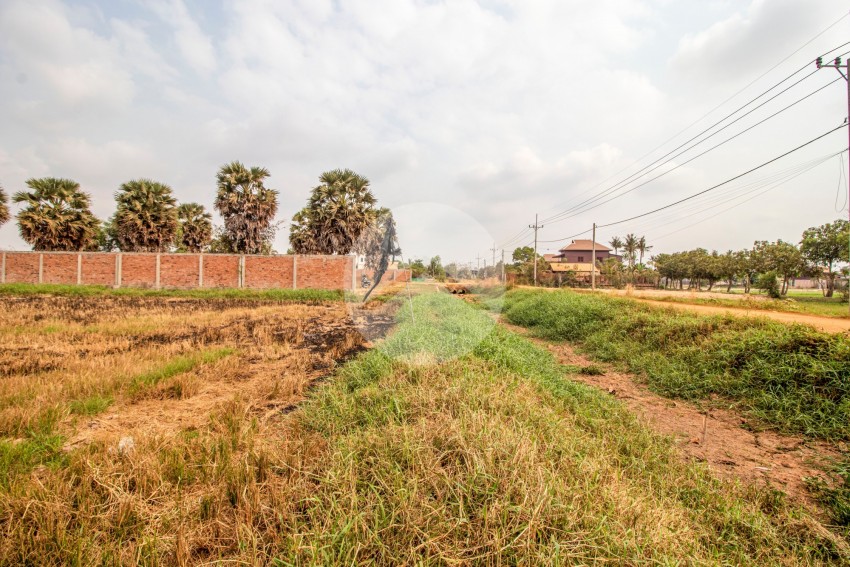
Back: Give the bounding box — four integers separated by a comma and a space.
0, 162, 276, 253
608, 234, 652, 269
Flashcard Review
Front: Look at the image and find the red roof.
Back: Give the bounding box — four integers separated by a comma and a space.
558, 239, 611, 252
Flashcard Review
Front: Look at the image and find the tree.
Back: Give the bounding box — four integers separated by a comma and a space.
177, 203, 213, 253
215, 161, 278, 254
511, 246, 548, 284
800, 219, 849, 297
289, 169, 376, 255
753, 240, 805, 296
717, 250, 740, 293
609, 236, 623, 257
114, 179, 178, 252
637, 235, 652, 266
409, 259, 426, 279
427, 255, 446, 281
0, 185, 9, 227
13, 178, 100, 251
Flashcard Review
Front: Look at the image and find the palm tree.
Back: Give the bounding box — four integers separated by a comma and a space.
637, 235, 652, 266
215, 161, 278, 254
609, 236, 623, 257
177, 203, 212, 253
0, 185, 9, 227
289, 169, 377, 254
114, 179, 178, 252
13, 178, 100, 251
623, 233, 639, 270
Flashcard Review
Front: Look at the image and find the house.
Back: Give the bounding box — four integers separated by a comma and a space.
546, 239, 621, 280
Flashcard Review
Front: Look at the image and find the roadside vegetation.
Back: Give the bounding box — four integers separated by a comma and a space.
497, 288, 850, 440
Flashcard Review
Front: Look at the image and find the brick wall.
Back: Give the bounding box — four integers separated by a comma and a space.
356, 269, 412, 286
0, 251, 358, 291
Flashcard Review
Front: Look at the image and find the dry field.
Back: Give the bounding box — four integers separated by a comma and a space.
0, 292, 383, 564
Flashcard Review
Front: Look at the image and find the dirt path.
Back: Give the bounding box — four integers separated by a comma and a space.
498, 319, 843, 511
630, 297, 850, 334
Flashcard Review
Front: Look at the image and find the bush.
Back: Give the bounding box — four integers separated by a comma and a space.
755, 270, 781, 299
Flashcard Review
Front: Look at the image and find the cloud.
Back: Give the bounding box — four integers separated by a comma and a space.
146, 0, 217, 74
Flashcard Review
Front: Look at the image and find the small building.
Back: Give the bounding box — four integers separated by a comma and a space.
546, 240, 621, 280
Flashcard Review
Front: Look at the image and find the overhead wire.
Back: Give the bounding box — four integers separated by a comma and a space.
596, 123, 848, 229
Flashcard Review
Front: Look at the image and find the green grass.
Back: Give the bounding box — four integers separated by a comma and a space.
69, 395, 113, 416
0, 434, 65, 491
128, 348, 234, 397
499, 288, 850, 440
279, 292, 847, 564
0, 283, 343, 303
645, 288, 849, 318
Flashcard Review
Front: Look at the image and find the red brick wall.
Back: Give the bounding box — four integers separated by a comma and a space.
357, 269, 412, 284
161, 255, 199, 288
245, 256, 294, 289
202, 255, 240, 288
297, 256, 350, 290
1, 252, 353, 290
121, 254, 157, 288
4, 253, 39, 283
82, 254, 116, 286
42, 253, 78, 284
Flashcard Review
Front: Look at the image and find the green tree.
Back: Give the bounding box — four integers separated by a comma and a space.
609, 236, 623, 257
215, 161, 278, 254
753, 240, 805, 296
177, 203, 213, 253
114, 179, 178, 252
409, 259, 426, 279
13, 178, 100, 251
717, 250, 740, 293
800, 219, 849, 297
637, 235, 652, 266
289, 169, 376, 255
0, 185, 9, 227
427, 255, 446, 281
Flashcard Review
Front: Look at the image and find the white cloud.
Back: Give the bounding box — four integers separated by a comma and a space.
146, 0, 217, 73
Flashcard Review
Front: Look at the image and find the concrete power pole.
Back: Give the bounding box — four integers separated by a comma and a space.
501, 249, 506, 284
490, 243, 497, 280
815, 55, 850, 315
529, 214, 544, 286
591, 223, 597, 291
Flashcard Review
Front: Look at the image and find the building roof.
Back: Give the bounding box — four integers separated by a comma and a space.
558, 239, 611, 252
543, 254, 559, 262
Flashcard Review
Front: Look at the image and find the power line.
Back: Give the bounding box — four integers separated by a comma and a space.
542, 37, 850, 224
597, 123, 848, 229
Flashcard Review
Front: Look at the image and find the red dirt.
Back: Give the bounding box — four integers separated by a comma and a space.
499, 320, 845, 510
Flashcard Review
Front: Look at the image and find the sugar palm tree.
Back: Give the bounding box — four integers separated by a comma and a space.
637, 235, 652, 266
290, 169, 377, 254
609, 236, 623, 257
114, 179, 178, 252
177, 203, 212, 253
13, 178, 100, 250
623, 233, 639, 270
0, 185, 9, 227
215, 161, 278, 254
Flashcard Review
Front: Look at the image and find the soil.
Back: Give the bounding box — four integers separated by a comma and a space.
498, 319, 845, 511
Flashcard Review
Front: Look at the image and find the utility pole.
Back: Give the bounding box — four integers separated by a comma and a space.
490, 242, 497, 279
529, 214, 543, 286
475, 254, 481, 278
501, 249, 506, 284
815, 55, 850, 315
591, 223, 597, 291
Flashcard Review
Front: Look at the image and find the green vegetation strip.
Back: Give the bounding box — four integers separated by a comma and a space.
128, 348, 234, 396
281, 292, 846, 563
497, 288, 850, 441
0, 283, 342, 303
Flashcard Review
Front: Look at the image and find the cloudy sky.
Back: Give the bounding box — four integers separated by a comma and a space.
0, 0, 848, 266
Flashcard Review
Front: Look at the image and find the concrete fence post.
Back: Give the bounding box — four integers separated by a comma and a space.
239, 255, 245, 288
1, 252, 5, 284
115, 254, 123, 288
38, 253, 43, 284
292, 255, 298, 289
351, 256, 356, 291
198, 254, 204, 288
155, 254, 161, 289
77, 254, 82, 285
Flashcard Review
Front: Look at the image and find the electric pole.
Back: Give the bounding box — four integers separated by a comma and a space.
501, 249, 506, 284
815, 55, 850, 315
591, 223, 597, 291
490, 242, 497, 279
529, 214, 543, 286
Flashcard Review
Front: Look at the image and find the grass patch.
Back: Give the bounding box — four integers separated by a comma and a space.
285, 293, 847, 564
0, 434, 65, 490
500, 289, 850, 440
0, 283, 342, 303
128, 348, 234, 398
808, 457, 850, 534
642, 290, 849, 318
69, 395, 113, 416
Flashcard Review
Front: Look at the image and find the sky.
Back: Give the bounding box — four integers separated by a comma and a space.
0, 0, 849, 267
